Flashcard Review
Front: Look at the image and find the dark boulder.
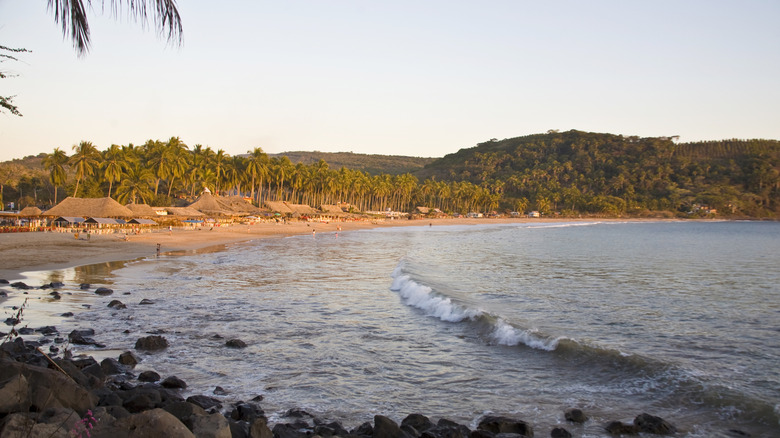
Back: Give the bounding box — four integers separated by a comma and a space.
564, 408, 588, 423
95, 287, 114, 295
10, 281, 32, 290
477, 416, 533, 437
402, 413, 434, 433
272, 423, 310, 438
138, 370, 161, 382
605, 421, 639, 435
374, 415, 412, 438
161, 375, 187, 389
113, 408, 195, 437
163, 400, 207, 429
140, 298, 155, 305
118, 351, 140, 367
135, 335, 169, 351
186, 394, 221, 410
226, 338, 247, 348
80, 283, 90, 289
121, 387, 164, 413
634, 413, 677, 435
351, 421, 373, 437
551, 426, 572, 438
61, 312, 74, 317
107, 300, 127, 309
36, 326, 58, 335
229, 401, 265, 423
101, 357, 126, 375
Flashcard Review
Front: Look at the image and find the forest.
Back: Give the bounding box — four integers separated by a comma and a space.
1, 130, 778, 218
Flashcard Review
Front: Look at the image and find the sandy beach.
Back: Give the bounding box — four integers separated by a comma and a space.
0, 217, 540, 280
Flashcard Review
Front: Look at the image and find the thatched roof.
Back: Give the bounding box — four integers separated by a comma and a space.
126, 203, 158, 217
220, 196, 262, 214
187, 191, 254, 216
320, 204, 345, 215
165, 207, 204, 217
288, 204, 318, 215
265, 201, 294, 214
18, 206, 43, 216
44, 197, 134, 218
128, 218, 157, 225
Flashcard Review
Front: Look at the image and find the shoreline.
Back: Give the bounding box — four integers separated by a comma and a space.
0, 217, 602, 281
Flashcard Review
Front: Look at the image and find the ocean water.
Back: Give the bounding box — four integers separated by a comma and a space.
10, 221, 780, 437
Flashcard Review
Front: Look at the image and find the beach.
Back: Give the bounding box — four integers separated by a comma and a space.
0, 218, 497, 281
0, 217, 564, 281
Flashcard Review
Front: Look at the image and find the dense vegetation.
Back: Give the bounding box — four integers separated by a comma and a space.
1, 130, 778, 218
420, 130, 780, 217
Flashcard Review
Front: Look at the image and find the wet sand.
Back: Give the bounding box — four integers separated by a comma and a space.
0, 217, 550, 281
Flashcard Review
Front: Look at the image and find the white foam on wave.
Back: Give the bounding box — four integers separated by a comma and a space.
491, 318, 561, 351
390, 267, 481, 323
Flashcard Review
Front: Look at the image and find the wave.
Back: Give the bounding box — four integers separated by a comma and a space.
390, 261, 563, 351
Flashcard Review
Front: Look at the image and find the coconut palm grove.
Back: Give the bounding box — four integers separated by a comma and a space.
1, 130, 779, 219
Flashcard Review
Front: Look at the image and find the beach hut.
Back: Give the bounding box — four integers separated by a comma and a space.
165, 206, 205, 217
44, 197, 134, 218
126, 203, 158, 217
52, 216, 86, 226
18, 206, 43, 217
265, 201, 295, 216
128, 218, 157, 225
188, 189, 244, 216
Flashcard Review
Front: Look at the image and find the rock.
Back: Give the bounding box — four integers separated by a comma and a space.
140, 298, 155, 305
0, 290, 6, 297
18, 327, 34, 335
477, 415, 533, 437
191, 412, 232, 438
213, 386, 228, 395
80, 283, 90, 289
162, 375, 187, 389
95, 287, 114, 295
4, 317, 20, 326
229, 402, 265, 423
551, 426, 573, 438
0, 358, 97, 414
108, 300, 127, 309
0, 279, 7, 284
114, 408, 195, 437
61, 312, 74, 317
186, 395, 221, 410
101, 357, 127, 375
226, 338, 247, 348
564, 408, 588, 423
0, 412, 70, 438
402, 413, 434, 433
352, 421, 373, 437
605, 420, 639, 435
138, 370, 161, 382
249, 417, 274, 438
82, 362, 107, 381
164, 401, 210, 433
36, 326, 58, 335
135, 335, 169, 351
10, 281, 32, 290
122, 387, 164, 413
634, 413, 677, 435
51, 292, 62, 300
373, 415, 411, 438
119, 351, 141, 367
69, 329, 102, 346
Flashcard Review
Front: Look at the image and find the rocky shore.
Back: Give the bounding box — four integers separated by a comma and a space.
0, 280, 701, 438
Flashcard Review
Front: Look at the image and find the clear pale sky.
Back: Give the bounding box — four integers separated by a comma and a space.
1, 1, 779, 162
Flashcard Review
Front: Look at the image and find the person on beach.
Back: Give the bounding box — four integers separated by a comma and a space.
156, 243, 161, 257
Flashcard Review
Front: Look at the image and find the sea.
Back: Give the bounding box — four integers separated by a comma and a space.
8, 220, 780, 437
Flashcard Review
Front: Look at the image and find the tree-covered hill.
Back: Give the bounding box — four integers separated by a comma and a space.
269, 151, 434, 175
417, 130, 780, 217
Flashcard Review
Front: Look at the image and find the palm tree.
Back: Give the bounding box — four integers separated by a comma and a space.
47, 0, 182, 56
165, 137, 189, 198
102, 144, 125, 198
245, 147, 268, 205
69, 141, 100, 197
115, 163, 154, 205
42, 147, 69, 205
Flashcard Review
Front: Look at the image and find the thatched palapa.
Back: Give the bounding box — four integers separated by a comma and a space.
187, 190, 259, 216
320, 204, 346, 215
18, 206, 43, 216
44, 197, 134, 218
126, 203, 158, 217
164, 207, 204, 217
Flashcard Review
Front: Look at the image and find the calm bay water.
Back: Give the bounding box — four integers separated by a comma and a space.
14, 221, 780, 437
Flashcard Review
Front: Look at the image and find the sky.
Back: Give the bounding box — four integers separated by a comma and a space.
1, 1, 779, 162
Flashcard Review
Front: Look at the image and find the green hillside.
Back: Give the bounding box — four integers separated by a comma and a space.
269, 151, 434, 175
418, 130, 780, 217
